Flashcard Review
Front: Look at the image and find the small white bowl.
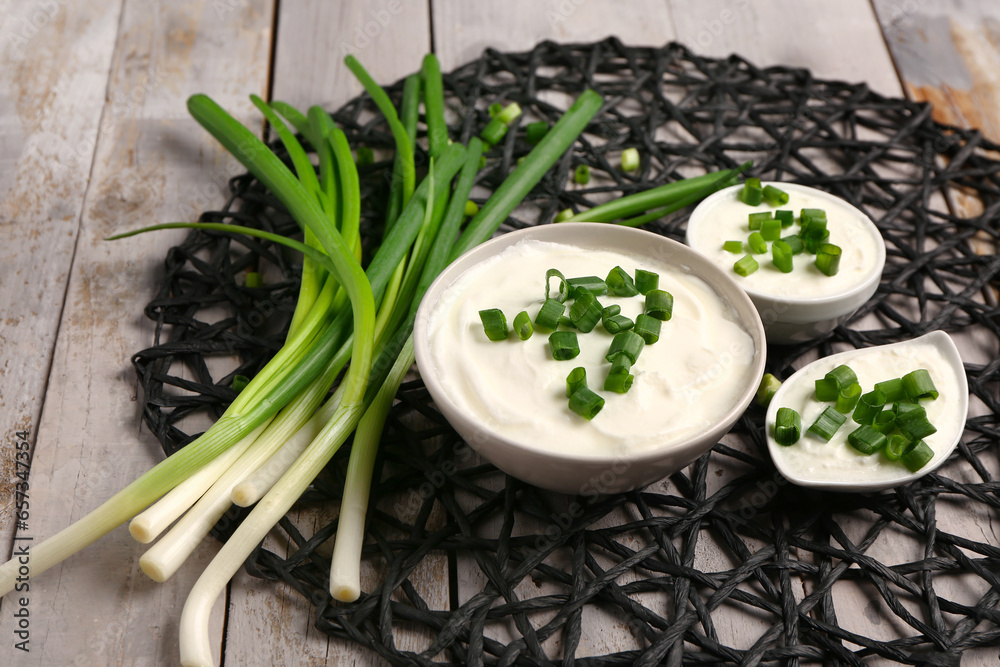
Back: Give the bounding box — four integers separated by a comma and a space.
413, 223, 767, 495
765, 331, 968, 492
686, 182, 886, 344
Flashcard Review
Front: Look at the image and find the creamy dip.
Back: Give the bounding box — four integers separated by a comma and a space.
423, 239, 757, 457
770, 340, 965, 484
687, 183, 883, 299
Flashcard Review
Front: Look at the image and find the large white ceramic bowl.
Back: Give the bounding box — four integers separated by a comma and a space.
686, 182, 886, 344
765, 331, 968, 492
413, 223, 767, 495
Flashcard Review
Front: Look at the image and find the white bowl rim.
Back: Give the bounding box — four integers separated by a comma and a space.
413, 222, 768, 467
764, 330, 969, 492
686, 182, 887, 308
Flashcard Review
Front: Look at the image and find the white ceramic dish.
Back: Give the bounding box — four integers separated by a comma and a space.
686, 182, 886, 344
765, 331, 968, 492
413, 223, 767, 495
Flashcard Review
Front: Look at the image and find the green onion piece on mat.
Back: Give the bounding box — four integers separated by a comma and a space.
748, 231, 767, 254
525, 121, 549, 144
644, 289, 673, 321
852, 389, 887, 425
756, 373, 781, 407
620, 147, 640, 171
874, 377, 905, 402
549, 331, 580, 360
574, 164, 591, 185
464, 200, 479, 217
606, 266, 639, 296
781, 234, 804, 254
734, 255, 758, 276
488, 101, 503, 118
873, 410, 896, 434
901, 440, 935, 472
848, 425, 887, 455
569, 386, 604, 420
774, 407, 802, 446
761, 218, 782, 242
546, 268, 569, 302
567, 276, 607, 297
566, 367, 587, 398
480, 117, 508, 145
606, 330, 644, 364
835, 382, 862, 414
554, 208, 574, 223
513, 310, 533, 341
603, 314, 634, 334
244, 272, 263, 288
816, 243, 842, 276
775, 209, 794, 228
826, 365, 858, 391
495, 102, 522, 125
815, 377, 839, 402
634, 313, 661, 344
635, 269, 659, 295
748, 211, 772, 230
534, 298, 565, 331
763, 185, 789, 206
479, 309, 508, 341
569, 292, 603, 333
807, 406, 847, 441
723, 240, 744, 253
231, 374, 251, 393
902, 369, 939, 401
739, 177, 763, 205
771, 240, 793, 273
604, 371, 634, 393
356, 146, 374, 166
883, 434, 910, 462
896, 409, 938, 440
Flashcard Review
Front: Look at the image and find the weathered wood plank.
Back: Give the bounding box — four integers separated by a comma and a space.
0, 1, 275, 664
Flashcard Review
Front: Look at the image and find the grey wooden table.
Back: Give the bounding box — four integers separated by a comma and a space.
1, 1, 998, 664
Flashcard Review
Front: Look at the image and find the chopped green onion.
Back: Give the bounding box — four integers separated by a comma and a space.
604, 371, 634, 393
634, 313, 662, 344
479, 308, 508, 341
606, 330, 644, 364
848, 425, 887, 455
569, 386, 604, 420
546, 268, 569, 303
874, 378, 905, 402
748, 211, 772, 230
748, 231, 767, 254
826, 365, 858, 391
852, 389, 886, 425
739, 177, 763, 206
807, 406, 847, 441
896, 409, 937, 440
644, 289, 673, 321
244, 272, 263, 288
883, 434, 910, 462
762, 185, 789, 206
734, 255, 759, 276
775, 209, 794, 228
231, 374, 251, 393
815, 377, 839, 402
902, 369, 938, 401
574, 164, 591, 185
549, 331, 580, 360
480, 117, 508, 145
893, 401, 921, 415
513, 310, 533, 340
610, 355, 632, 376
569, 291, 603, 333
761, 218, 782, 242
602, 304, 620, 319
464, 200, 479, 217
873, 410, 896, 434
534, 298, 565, 331
901, 440, 934, 472
525, 121, 549, 144
620, 147, 639, 172
488, 102, 503, 118
495, 102, 522, 125
566, 367, 587, 398
554, 208, 574, 223
815, 243, 842, 276
803, 227, 830, 254
800, 208, 827, 228
835, 382, 862, 413
756, 373, 781, 407
606, 266, 639, 296
771, 240, 793, 273
567, 276, 607, 297
603, 314, 634, 334
774, 407, 802, 446
356, 146, 375, 166
635, 269, 659, 295
723, 240, 744, 253
780, 234, 804, 254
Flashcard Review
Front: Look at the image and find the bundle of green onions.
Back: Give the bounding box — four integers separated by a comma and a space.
0, 53, 742, 667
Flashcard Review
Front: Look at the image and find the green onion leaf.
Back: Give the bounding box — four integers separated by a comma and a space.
815, 377, 839, 402
480, 117, 508, 145
479, 309, 508, 341
513, 310, 533, 340
901, 440, 935, 472
574, 164, 591, 185
464, 200, 479, 217
534, 298, 565, 331
835, 382, 862, 413
800, 208, 827, 228
569, 292, 604, 333
488, 101, 503, 118
610, 354, 633, 376
606, 266, 640, 296
567, 276, 607, 297
774, 407, 802, 446
902, 369, 939, 401
775, 209, 794, 228
245, 272, 263, 288
546, 268, 570, 303
807, 406, 847, 441
634, 269, 659, 295
896, 409, 938, 440
549, 331, 580, 360
893, 401, 922, 415
739, 177, 763, 206
606, 330, 645, 364
883, 434, 910, 462
761, 217, 782, 242
780, 234, 805, 254
874, 378, 905, 402
771, 240, 793, 273
748, 211, 772, 230
604, 371, 634, 393
803, 227, 831, 254
848, 425, 887, 455
734, 254, 759, 276
748, 231, 767, 254
525, 121, 549, 144
723, 240, 744, 253
762, 185, 789, 206
852, 389, 887, 425
873, 410, 896, 435
356, 146, 374, 166
566, 367, 587, 398
603, 314, 634, 334
756, 373, 781, 407
634, 313, 662, 344
815, 243, 842, 276
620, 147, 639, 172
644, 289, 673, 321
554, 208, 575, 223
231, 375, 251, 393
826, 365, 858, 391
569, 386, 604, 420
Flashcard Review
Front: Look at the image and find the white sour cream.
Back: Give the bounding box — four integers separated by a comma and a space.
769, 337, 966, 485
423, 239, 757, 457
686, 183, 883, 299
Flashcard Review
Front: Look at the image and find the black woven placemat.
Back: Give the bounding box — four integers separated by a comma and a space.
132, 39, 1000, 665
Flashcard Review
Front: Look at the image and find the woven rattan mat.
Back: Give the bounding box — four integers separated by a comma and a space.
132, 39, 1000, 665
